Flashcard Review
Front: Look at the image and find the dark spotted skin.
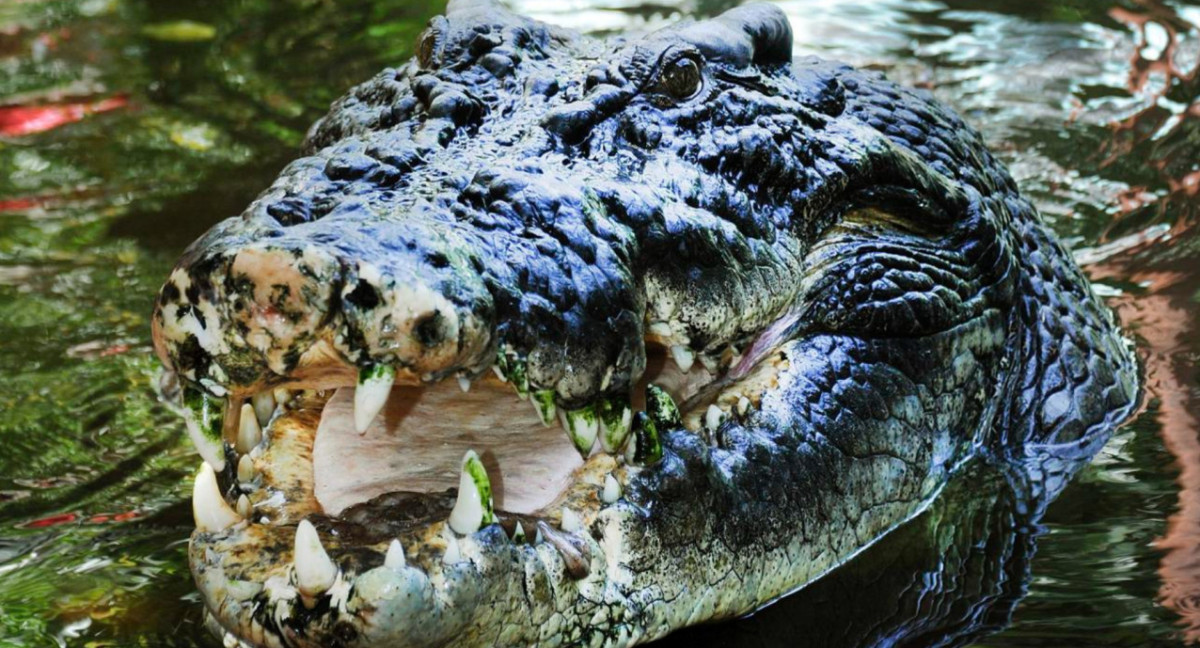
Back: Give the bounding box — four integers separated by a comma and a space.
156, 1, 1139, 646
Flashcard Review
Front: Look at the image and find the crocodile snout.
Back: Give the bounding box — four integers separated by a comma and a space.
152, 215, 497, 397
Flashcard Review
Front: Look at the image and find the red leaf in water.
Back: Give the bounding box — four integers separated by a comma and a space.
0, 95, 129, 136
21, 512, 78, 529
99, 344, 131, 357
0, 198, 39, 212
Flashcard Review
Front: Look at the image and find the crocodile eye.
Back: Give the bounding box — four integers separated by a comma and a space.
657, 56, 703, 101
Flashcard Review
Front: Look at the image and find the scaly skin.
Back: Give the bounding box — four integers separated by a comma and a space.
151, 2, 1139, 646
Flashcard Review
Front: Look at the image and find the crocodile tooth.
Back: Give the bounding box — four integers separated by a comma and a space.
442, 532, 463, 564
645, 384, 682, 429
183, 387, 226, 471
705, 404, 724, 431
602, 473, 621, 504
236, 494, 252, 518
531, 390, 556, 426
457, 374, 472, 393
536, 521, 591, 580
294, 519, 338, 601
699, 353, 719, 373
558, 404, 598, 458
251, 391, 275, 427
236, 403, 263, 454
561, 507, 582, 533
448, 450, 496, 535
511, 521, 527, 543
193, 462, 241, 532
236, 454, 255, 484
509, 359, 529, 399
492, 365, 507, 382
626, 411, 664, 466
648, 321, 672, 338
737, 396, 751, 416
598, 396, 633, 453
671, 344, 695, 373
384, 539, 406, 570
354, 364, 395, 434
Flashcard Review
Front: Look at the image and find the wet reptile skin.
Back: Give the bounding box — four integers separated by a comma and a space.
151, 1, 1139, 646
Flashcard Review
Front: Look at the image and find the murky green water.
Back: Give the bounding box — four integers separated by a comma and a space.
0, 0, 1197, 646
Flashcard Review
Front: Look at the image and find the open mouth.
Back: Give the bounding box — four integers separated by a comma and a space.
182, 333, 790, 641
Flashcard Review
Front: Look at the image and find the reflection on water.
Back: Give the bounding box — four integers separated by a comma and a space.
0, 0, 1198, 646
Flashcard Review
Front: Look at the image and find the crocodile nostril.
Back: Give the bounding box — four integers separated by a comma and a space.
426, 252, 451, 269
413, 310, 448, 348
344, 279, 381, 311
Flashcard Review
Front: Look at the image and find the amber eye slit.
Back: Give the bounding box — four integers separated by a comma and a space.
656, 56, 704, 102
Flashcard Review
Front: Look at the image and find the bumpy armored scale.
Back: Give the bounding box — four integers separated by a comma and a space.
152, 1, 1139, 646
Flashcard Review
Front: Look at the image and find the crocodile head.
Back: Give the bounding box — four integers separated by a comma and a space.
151, 1, 1138, 646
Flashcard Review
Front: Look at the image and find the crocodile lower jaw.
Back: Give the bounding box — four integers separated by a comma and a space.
185, 344, 784, 646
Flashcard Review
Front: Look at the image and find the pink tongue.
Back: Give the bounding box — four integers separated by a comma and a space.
313, 378, 582, 516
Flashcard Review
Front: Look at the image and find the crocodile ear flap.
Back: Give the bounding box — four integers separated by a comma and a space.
680, 2, 794, 67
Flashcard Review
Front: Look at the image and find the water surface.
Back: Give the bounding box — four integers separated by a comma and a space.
0, 0, 1197, 645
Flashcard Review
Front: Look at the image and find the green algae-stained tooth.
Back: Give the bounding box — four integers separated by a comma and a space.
508, 355, 529, 399
626, 411, 663, 466
598, 395, 633, 453
494, 347, 509, 380
558, 404, 598, 458
355, 364, 395, 434
532, 389, 556, 426
183, 385, 226, 471
448, 450, 495, 534
645, 384, 682, 429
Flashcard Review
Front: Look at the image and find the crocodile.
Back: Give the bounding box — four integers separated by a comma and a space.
150, 1, 1140, 646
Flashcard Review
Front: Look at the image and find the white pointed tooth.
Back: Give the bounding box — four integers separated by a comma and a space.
671, 345, 695, 373
737, 396, 751, 416
384, 539, 406, 570
236, 403, 263, 454
511, 521, 527, 543
457, 374, 472, 393
442, 533, 462, 564
560, 507, 582, 533
354, 365, 395, 434
448, 450, 495, 535
492, 365, 507, 382
193, 462, 242, 532
559, 406, 599, 458
535, 526, 544, 544
294, 519, 338, 598
648, 321, 672, 338
236, 494, 252, 518
699, 353, 719, 373
705, 404, 724, 431
237, 454, 256, 484
602, 473, 621, 504
251, 391, 275, 427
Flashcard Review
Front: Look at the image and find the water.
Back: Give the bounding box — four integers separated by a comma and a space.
0, 0, 1196, 645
